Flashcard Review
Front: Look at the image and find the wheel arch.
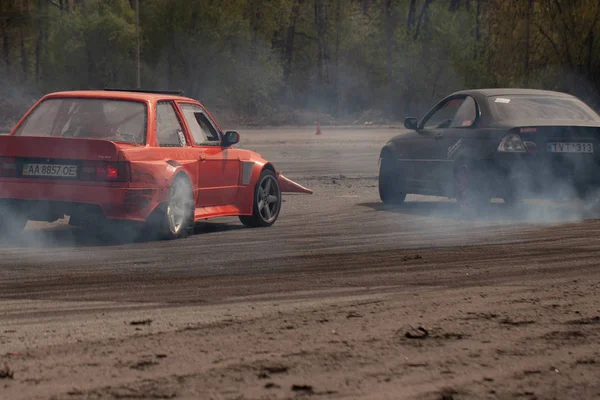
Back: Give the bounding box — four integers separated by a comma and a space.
162, 161, 193, 189
453, 155, 468, 173
143, 165, 194, 239
379, 143, 395, 161
234, 160, 275, 216
262, 162, 276, 174
172, 170, 193, 186
148, 164, 194, 216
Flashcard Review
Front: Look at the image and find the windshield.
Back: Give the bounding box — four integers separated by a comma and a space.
488, 95, 600, 123
13, 98, 147, 144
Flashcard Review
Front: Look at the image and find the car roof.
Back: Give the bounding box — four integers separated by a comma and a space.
450, 88, 575, 98
43, 90, 198, 103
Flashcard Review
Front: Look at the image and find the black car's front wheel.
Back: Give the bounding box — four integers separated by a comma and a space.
378, 153, 406, 205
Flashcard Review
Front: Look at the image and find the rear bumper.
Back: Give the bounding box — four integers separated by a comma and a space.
0, 180, 167, 221
489, 154, 600, 198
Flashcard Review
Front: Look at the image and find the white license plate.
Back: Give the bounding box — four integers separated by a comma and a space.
22, 163, 78, 178
546, 142, 594, 153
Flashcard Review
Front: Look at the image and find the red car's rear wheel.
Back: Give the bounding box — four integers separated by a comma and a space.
147, 175, 194, 240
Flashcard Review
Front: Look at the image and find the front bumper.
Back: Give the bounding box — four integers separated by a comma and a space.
0, 179, 166, 221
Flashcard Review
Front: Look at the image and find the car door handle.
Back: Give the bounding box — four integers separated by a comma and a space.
199, 154, 206, 161
434, 132, 444, 139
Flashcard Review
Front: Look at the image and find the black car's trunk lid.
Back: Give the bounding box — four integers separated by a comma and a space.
513, 125, 600, 155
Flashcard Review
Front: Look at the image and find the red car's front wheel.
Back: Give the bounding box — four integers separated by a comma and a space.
239, 169, 281, 227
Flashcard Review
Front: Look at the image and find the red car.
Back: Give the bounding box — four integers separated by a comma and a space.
0, 89, 312, 239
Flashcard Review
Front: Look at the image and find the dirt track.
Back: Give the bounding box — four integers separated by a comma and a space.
1, 128, 600, 400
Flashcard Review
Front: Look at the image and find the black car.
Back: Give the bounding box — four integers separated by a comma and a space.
379, 88, 600, 210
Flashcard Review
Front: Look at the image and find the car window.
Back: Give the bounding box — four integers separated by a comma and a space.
179, 103, 221, 145
14, 98, 147, 144
14, 99, 61, 137
450, 96, 477, 128
423, 98, 465, 129
156, 101, 187, 147
488, 95, 600, 122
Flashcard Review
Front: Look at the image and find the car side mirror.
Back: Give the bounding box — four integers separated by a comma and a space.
404, 117, 418, 130
223, 131, 240, 147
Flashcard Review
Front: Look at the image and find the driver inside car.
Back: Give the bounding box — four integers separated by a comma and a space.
62, 101, 120, 140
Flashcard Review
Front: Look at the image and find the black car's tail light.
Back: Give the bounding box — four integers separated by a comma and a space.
498, 134, 526, 153
0, 157, 17, 177
523, 141, 538, 154
80, 161, 131, 182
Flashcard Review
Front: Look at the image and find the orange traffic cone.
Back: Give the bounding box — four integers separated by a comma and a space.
315, 122, 322, 135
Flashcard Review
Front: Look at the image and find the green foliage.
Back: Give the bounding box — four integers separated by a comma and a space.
1, 0, 599, 125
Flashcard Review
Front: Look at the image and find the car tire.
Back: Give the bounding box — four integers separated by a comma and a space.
454, 160, 490, 216
378, 153, 406, 205
150, 175, 194, 240
239, 169, 281, 228
0, 206, 27, 238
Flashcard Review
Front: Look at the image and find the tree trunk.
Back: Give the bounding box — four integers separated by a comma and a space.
585, 31, 594, 79
383, 0, 393, 117
35, 0, 49, 86
20, 28, 28, 84
474, 0, 480, 60
524, 0, 533, 86
449, 0, 460, 12
166, 2, 175, 89
35, 23, 41, 84
2, 19, 10, 71
135, 0, 140, 88
407, 0, 416, 30
414, 0, 435, 41
315, 0, 329, 85
334, 0, 342, 115
283, 0, 301, 85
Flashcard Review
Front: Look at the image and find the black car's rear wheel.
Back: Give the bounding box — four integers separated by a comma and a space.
378, 154, 406, 205
455, 160, 490, 216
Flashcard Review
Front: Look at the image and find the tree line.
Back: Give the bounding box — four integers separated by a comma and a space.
1, 0, 599, 127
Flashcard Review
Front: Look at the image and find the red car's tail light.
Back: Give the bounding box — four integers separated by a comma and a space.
106, 165, 119, 179
80, 161, 130, 182
0, 157, 17, 177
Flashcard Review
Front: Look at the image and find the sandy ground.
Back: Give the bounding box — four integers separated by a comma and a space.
1, 127, 600, 400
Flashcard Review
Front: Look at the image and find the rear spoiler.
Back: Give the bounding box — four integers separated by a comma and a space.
0, 135, 123, 161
